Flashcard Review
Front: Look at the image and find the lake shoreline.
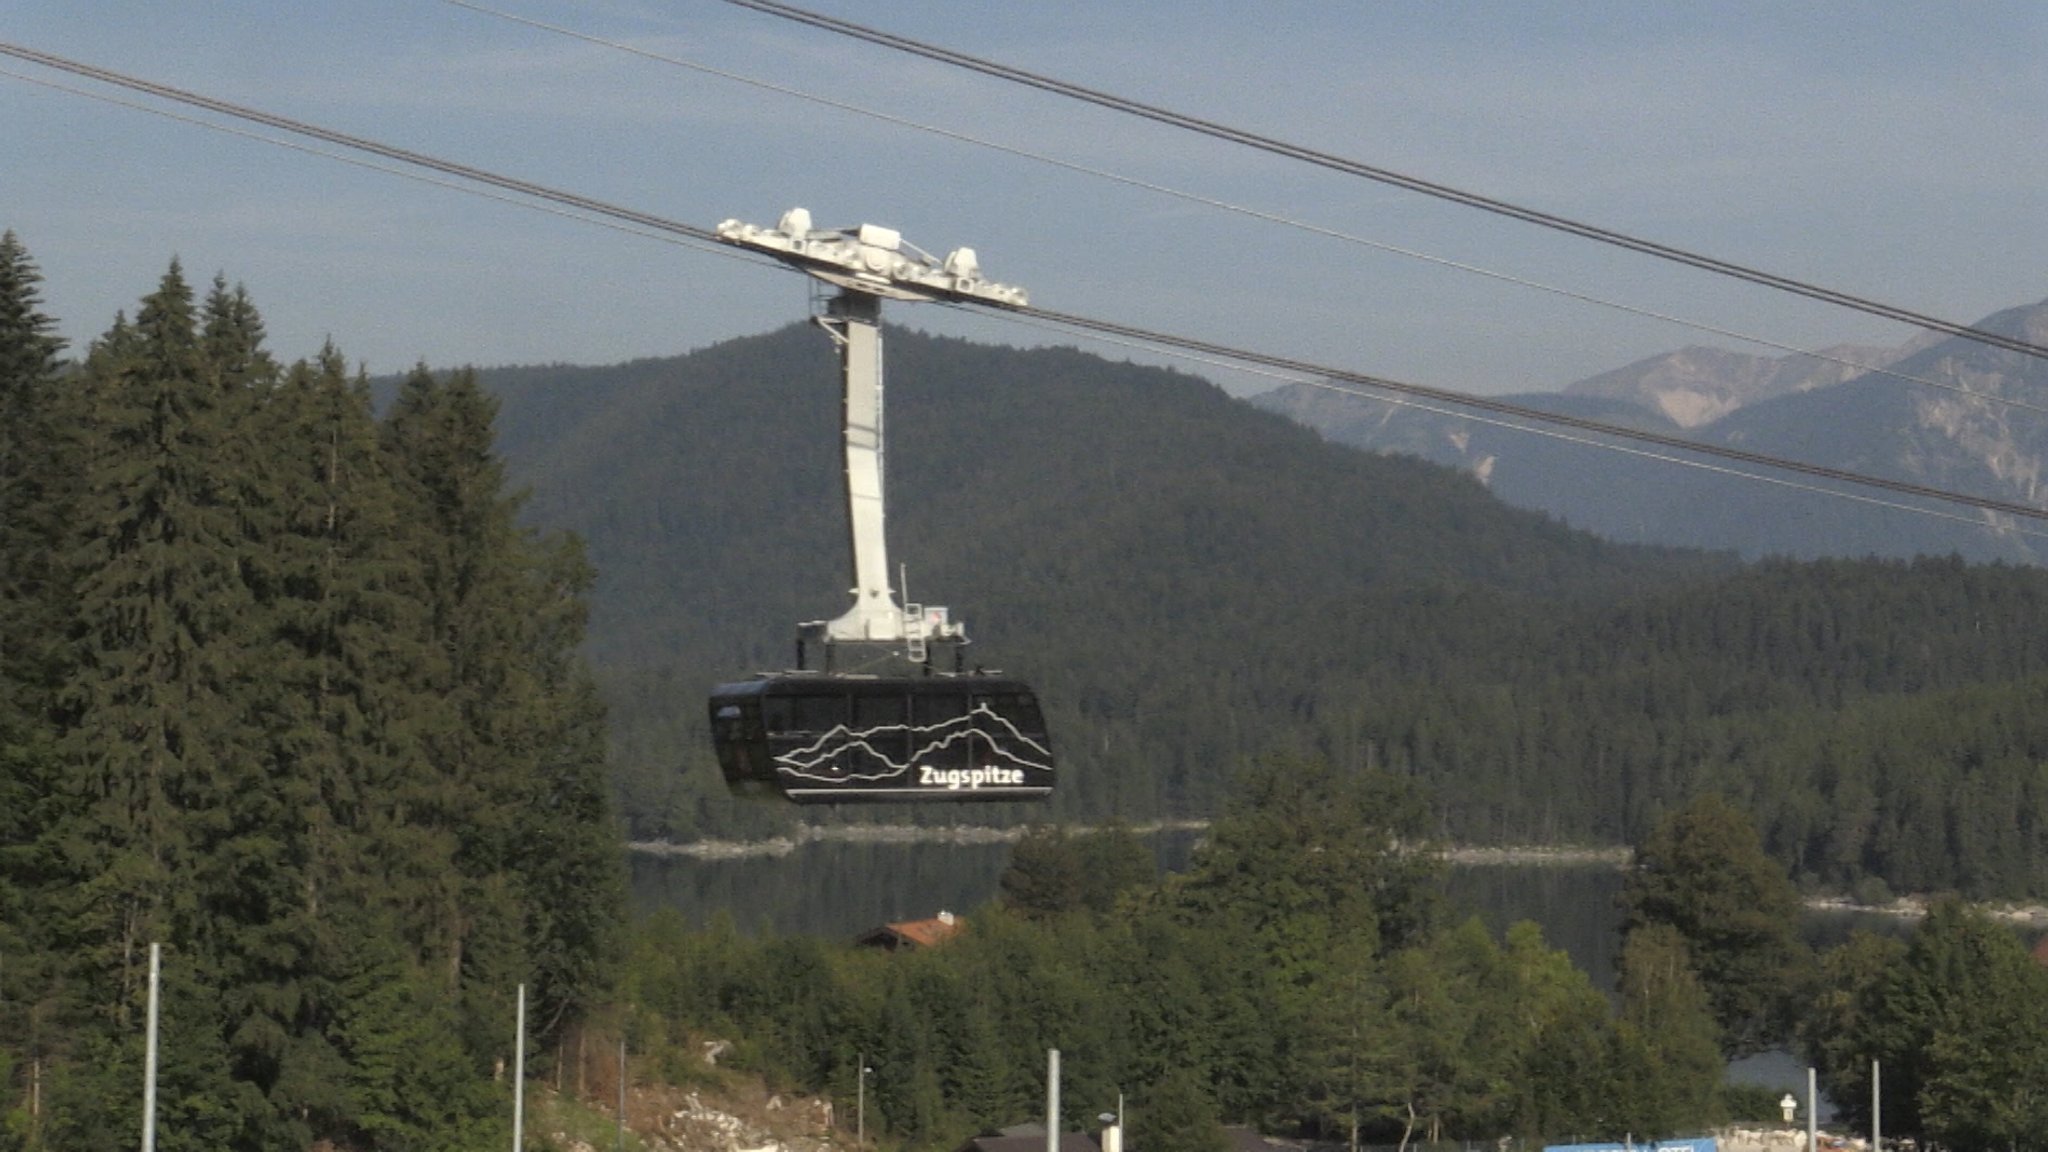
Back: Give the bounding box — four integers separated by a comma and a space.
629, 824, 1629, 867
1806, 893, 2048, 925
628, 829, 2048, 924
628, 819, 1212, 860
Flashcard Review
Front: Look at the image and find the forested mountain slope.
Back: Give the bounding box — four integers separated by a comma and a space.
479, 325, 1714, 838
474, 327, 2048, 898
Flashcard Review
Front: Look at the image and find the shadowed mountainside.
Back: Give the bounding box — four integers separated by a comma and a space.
1254, 300, 2048, 562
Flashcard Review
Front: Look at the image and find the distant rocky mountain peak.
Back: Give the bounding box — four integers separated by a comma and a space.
1562, 337, 1925, 429
1250, 295, 2048, 563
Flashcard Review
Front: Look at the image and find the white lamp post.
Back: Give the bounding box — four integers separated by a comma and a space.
857, 1056, 873, 1147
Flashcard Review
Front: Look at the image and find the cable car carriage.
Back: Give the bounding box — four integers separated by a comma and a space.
708, 209, 1054, 803
710, 674, 1052, 803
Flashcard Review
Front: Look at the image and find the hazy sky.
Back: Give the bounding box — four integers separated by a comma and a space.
3, 2, 2045, 396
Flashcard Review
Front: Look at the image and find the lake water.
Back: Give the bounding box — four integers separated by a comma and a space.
627, 834, 1903, 979
629, 833, 1200, 937
628, 835, 1901, 1120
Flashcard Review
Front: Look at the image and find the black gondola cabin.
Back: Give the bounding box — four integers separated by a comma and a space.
709, 674, 1053, 804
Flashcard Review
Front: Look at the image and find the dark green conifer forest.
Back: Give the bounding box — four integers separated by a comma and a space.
477, 324, 2048, 902
619, 760, 1737, 1151
0, 235, 620, 1150
9, 233, 2048, 1152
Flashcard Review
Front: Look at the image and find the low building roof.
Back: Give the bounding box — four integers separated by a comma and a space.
856, 910, 964, 950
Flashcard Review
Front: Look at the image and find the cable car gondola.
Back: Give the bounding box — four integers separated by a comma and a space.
709, 674, 1052, 804
707, 209, 1054, 803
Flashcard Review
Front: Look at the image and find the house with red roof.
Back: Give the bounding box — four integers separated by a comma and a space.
855, 909, 964, 951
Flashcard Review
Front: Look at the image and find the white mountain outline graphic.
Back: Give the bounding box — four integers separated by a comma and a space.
774, 702, 1053, 785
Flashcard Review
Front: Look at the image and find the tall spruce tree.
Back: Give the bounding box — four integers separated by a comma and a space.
41, 261, 273, 1144
228, 338, 458, 1143
0, 250, 620, 1149
1622, 793, 1808, 1056
0, 230, 69, 725
55, 261, 260, 994
0, 230, 70, 1148
380, 365, 620, 1057
501, 531, 621, 1037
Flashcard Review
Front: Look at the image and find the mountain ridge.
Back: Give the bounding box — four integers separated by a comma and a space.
436, 322, 2048, 903
1253, 298, 2048, 561
468, 323, 1727, 836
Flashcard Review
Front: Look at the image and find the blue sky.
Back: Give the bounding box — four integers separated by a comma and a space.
2, 1, 2044, 396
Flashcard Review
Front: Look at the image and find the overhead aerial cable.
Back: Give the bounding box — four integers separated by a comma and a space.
0, 65, 746, 267
439, 0, 2048, 421
985, 302, 2048, 542
718, 0, 2048, 364
1, 39, 2042, 536
0, 41, 727, 249
1027, 302, 2048, 528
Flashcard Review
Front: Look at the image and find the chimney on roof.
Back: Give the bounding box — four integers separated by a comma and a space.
938, 910, 956, 925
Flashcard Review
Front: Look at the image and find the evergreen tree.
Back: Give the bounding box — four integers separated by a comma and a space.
1610, 924, 1724, 1138
999, 824, 1153, 920
0, 245, 631, 1149
333, 927, 505, 1152
1130, 1066, 1228, 1152
999, 826, 1091, 918
0, 230, 69, 724
1916, 940, 2048, 1152
52, 260, 262, 1011
1804, 901, 2048, 1146
1622, 793, 1808, 1056
1176, 756, 1440, 961
1292, 919, 1395, 1149
380, 364, 621, 1052
1379, 924, 1518, 1145
34, 263, 285, 1145
496, 530, 622, 1046
226, 341, 455, 1138
1495, 920, 1621, 1138
1796, 928, 1903, 1134
1171, 756, 1441, 1117
0, 231, 68, 1148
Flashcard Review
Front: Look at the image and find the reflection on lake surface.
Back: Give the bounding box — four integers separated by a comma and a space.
629, 833, 1940, 1121
628, 835, 1638, 983
628, 835, 1912, 982
1444, 863, 1624, 993
627, 833, 1202, 940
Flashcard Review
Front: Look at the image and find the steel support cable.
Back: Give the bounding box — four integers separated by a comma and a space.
0, 64, 748, 268
441, 0, 2048, 420
981, 303, 2048, 541
1026, 304, 2048, 526
720, 0, 2048, 364
0, 41, 727, 250
4, 38, 2043, 531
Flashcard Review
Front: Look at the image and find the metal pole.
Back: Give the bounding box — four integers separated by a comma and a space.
513, 984, 526, 1152
1046, 1049, 1060, 1152
857, 1052, 866, 1148
1871, 1059, 1880, 1152
1806, 1066, 1816, 1152
142, 943, 160, 1152
617, 1037, 627, 1152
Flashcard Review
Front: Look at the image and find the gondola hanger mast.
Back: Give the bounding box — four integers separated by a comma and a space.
715, 208, 1028, 671
708, 209, 1052, 803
